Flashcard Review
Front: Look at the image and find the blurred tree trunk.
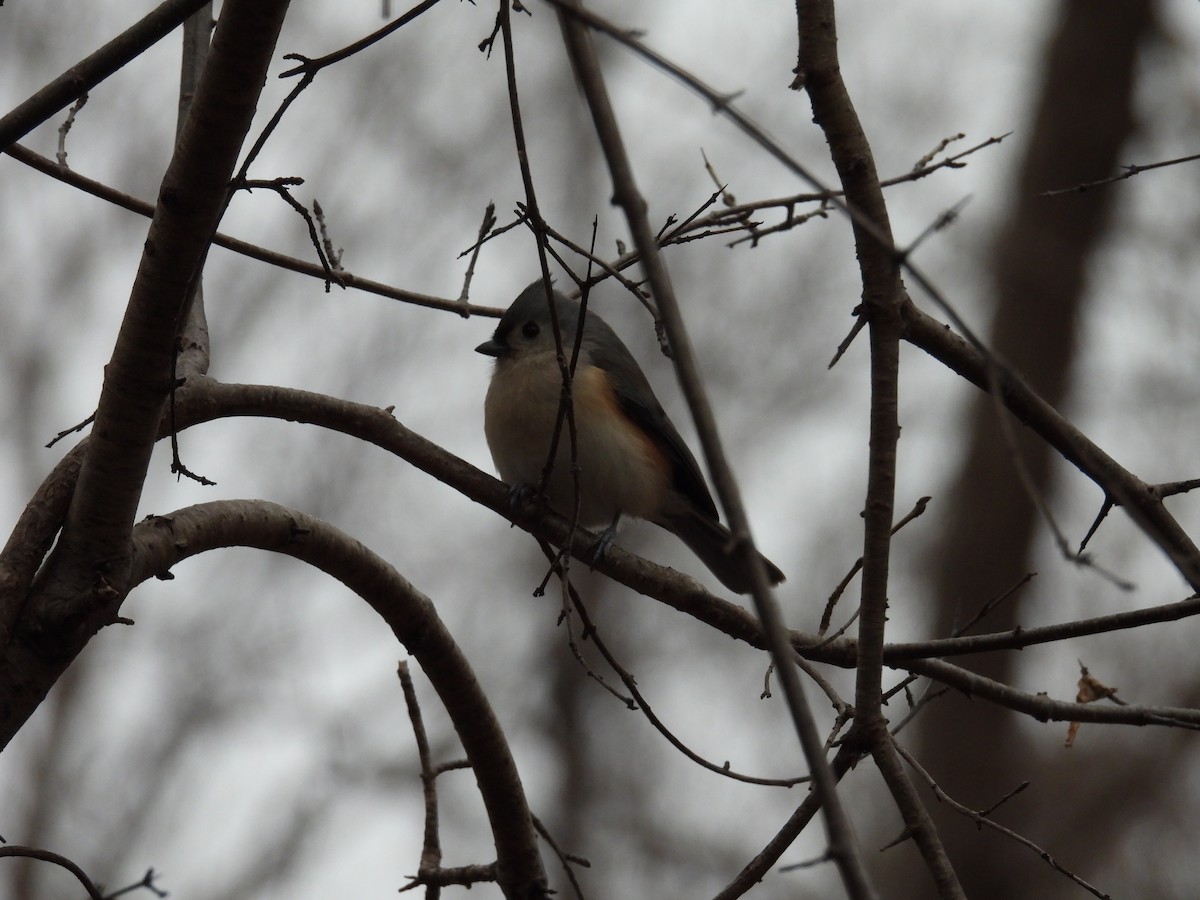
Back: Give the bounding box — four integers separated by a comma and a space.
898, 2, 1158, 897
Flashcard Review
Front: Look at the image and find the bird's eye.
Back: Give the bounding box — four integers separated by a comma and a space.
521, 321, 540, 339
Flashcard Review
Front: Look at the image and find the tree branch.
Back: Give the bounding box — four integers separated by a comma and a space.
903, 301, 1200, 591
553, 3, 874, 897
2, 143, 504, 317
0, 0, 213, 151
0, 0, 292, 752
128, 499, 549, 899
6, 373, 1199, 753
795, 0, 960, 893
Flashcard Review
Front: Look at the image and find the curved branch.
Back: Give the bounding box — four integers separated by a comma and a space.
128, 499, 548, 899
6, 374, 1199, 751
171, 376, 763, 626
171, 378, 1200, 740
0, 846, 104, 900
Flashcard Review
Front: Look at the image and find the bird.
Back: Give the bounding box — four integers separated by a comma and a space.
475, 280, 785, 594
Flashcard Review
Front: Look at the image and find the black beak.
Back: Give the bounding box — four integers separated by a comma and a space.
475, 338, 508, 358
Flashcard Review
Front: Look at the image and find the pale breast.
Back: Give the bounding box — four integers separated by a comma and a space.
484, 357, 669, 526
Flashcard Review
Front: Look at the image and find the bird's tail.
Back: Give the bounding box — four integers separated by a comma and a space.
658, 509, 785, 594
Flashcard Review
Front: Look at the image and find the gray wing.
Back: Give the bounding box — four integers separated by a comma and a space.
583, 316, 721, 522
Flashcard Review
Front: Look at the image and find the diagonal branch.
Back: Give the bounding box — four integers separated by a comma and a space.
553, 3, 875, 897
0, 0, 213, 151
55, 0, 291, 576
2, 143, 503, 318
0, 0, 293, 754
903, 301, 1200, 591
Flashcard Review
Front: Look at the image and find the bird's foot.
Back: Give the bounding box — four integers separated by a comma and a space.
586, 516, 622, 567
506, 482, 541, 513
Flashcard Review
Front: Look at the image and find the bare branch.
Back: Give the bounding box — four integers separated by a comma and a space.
0, 0, 293, 752
0, 845, 105, 900
904, 304, 1200, 591
55, 93, 89, 167
459, 202, 497, 309
0, 0, 212, 151
398, 660, 444, 897
2, 144, 503, 318
819, 496, 932, 635
547, 553, 808, 788
552, 3, 880, 898
895, 742, 1110, 898
279, 0, 447, 78
532, 815, 590, 900
128, 500, 549, 898
1041, 149, 1200, 196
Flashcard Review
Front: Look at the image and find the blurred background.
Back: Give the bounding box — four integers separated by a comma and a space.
2, 0, 1199, 897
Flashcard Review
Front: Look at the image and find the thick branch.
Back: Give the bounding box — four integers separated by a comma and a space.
128, 500, 548, 899
0, 0, 291, 751
58, 0, 289, 565
5, 375, 1199, 750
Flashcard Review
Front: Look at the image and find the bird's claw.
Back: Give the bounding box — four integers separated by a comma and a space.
587, 523, 618, 567
506, 482, 540, 512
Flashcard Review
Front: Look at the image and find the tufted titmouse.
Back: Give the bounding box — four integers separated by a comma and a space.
476, 280, 785, 594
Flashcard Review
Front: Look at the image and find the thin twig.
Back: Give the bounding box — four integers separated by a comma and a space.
953, 571, 1036, 636
46, 413, 96, 449
1080, 478, 1200, 551
459, 202, 497, 310
887, 682, 951, 737
0, 0, 212, 151
235, 176, 339, 289
828, 311, 867, 369
911, 133, 965, 173
56, 92, 89, 167
312, 199, 344, 274
894, 741, 1110, 899
496, 0, 583, 549
1040, 149, 1200, 196
818, 496, 931, 635
102, 867, 169, 899
398, 660, 443, 897
279, 0, 446, 78
897, 196, 972, 260
5, 142, 501, 317
532, 815, 590, 900
544, 549, 808, 788
535, 541, 635, 708
983, 363, 1135, 592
